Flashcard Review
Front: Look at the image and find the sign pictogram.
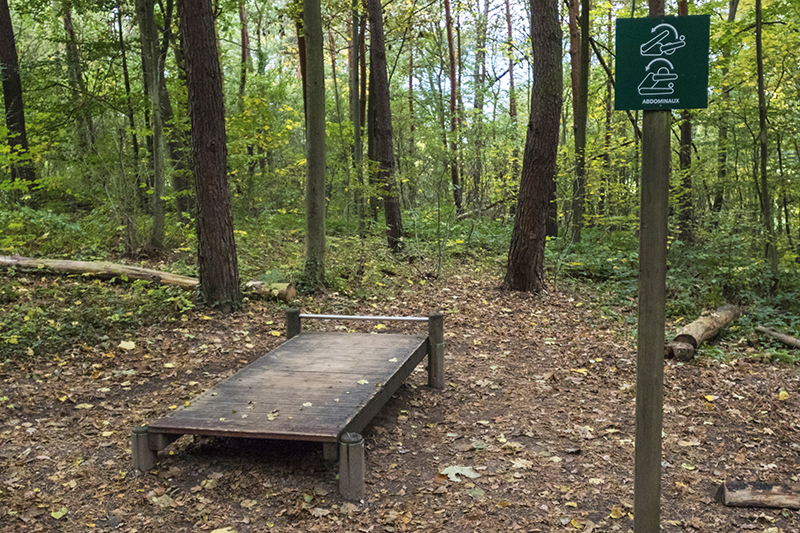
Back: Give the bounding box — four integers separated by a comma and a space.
615, 15, 710, 111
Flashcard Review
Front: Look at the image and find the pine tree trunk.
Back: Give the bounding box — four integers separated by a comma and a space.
177, 0, 240, 312
502, 0, 562, 291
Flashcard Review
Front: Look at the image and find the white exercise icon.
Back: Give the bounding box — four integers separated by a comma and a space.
638, 23, 684, 96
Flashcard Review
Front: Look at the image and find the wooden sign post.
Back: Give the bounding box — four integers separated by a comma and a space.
615, 0, 709, 530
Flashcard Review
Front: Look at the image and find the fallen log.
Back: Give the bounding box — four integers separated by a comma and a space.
0, 254, 294, 302
0, 254, 198, 288
756, 326, 800, 350
244, 281, 296, 303
716, 481, 800, 510
664, 304, 742, 361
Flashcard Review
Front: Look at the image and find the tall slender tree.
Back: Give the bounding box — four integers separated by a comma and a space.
502, 0, 562, 291
303, 0, 327, 288
368, 0, 403, 251
443, 0, 462, 212
177, 0, 240, 311
755, 0, 778, 279
0, 0, 35, 187
136, 0, 166, 250
571, 0, 590, 243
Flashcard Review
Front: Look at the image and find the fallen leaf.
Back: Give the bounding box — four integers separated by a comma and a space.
440, 465, 481, 482
270, 330, 281, 336
240, 499, 257, 509
465, 487, 485, 500
704, 395, 716, 402
778, 390, 789, 401
357, 379, 369, 385
570, 368, 589, 376
610, 507, 624, 519
210, 528, 237, 533
118, 340, 135, 350
51, 507, 68, 520
302, 402, 312, 407
74, 403, 93, 410
374, 324, 386, 330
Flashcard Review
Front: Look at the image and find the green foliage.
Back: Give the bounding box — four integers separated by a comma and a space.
0, 275, 192, 359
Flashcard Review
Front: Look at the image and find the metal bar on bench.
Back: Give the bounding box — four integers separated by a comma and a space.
298, 314, 428, 322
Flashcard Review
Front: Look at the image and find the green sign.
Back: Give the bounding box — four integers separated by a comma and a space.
615, 15, 710, 111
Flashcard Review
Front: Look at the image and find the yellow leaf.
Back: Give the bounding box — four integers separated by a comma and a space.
357, 379, 369, 385
270, 330, 281, 336
164, 363, 175, 368
101, 431, 114, 437
302, 402, 312, 407
778, 390, 789, 401
570, 368, 589, 375
610, 507, 624, 519
118, 340, 135, 350
704, 395, 716, 402
565, 501, 577, 507
201, 315, 212, 320
74, 403, 93, 410
169, 405, 178, 410
388, 357, 398, 362
374, 324, 386, 330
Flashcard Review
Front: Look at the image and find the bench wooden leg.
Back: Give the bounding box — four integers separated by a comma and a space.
131, 425, 157, 471
323, 442, 338, 461
428, 312, 445, 389
338, 432, 365, 501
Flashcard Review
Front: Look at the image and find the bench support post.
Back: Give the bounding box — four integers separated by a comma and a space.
322, 442, 338, 461
338, 432, 365, 501
428, 312, 445, 389
287, 308, 301, 339
131, 425, 156, 471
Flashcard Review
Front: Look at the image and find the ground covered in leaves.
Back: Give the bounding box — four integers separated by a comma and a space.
2, 268, 799, 533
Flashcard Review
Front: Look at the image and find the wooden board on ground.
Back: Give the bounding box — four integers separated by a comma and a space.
147, 332, 428, 443
716, 480, 800, 510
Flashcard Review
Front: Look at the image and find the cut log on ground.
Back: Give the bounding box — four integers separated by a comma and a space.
664, 304, 742, 361
0, 254, 198, 288
1, 254, 294, 302
716, 480, 800, 509
756, 326, 800, 349
244, 281, 296, 303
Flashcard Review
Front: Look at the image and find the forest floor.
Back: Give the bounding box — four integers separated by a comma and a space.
1, 266, 800, 533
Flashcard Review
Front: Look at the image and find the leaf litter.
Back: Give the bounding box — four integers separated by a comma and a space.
0, 269, 799, 532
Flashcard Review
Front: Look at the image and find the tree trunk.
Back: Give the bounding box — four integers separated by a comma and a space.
0, 0, 36, 187
571, 0, 589, 243
62, 0, 96, 152
677, 0, 693, 243
755, 0, 778, 278
349, 5, 366, 233
368, 0, 403, 252
116, 3, 139, 164
136, 0, 166, 250
159, 1, 194, 220
502, 0, 561, 291
177, 0, 240, 312
443, 0, 462, 213
471, 0, 488, 211
505, 0, 517, 121
715, 0, 739, 213
302, 0, 327, 288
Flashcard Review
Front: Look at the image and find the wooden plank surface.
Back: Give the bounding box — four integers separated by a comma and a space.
148, 333, 428, 442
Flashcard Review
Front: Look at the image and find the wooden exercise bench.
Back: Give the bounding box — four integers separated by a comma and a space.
131, 310, 444, 500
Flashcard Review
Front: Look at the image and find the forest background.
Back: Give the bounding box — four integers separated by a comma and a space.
1, 0, 800, 361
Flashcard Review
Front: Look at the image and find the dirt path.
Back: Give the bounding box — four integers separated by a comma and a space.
1, 272, 799, 532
